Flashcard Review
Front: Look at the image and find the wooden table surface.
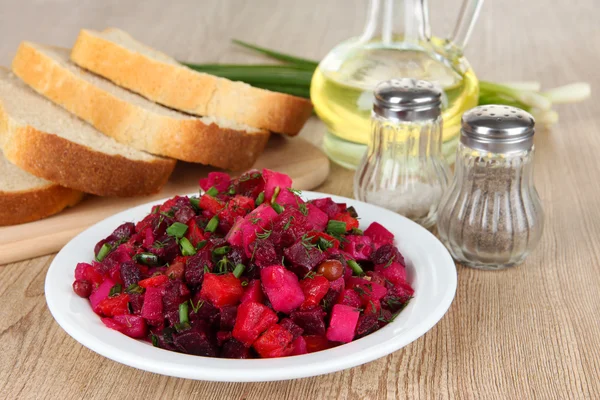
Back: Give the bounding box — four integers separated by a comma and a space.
1, 0, 599, 399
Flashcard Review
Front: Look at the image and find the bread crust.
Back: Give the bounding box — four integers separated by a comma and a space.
70, 29, 313, 136
12, 42, 270, 170
0, 183, 83, 226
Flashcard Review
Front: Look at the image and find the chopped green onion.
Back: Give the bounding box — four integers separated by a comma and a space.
346, 206, 358, 218
206, 186, 219, 197
196, 240, 208, 250
206, 216, 219, 233
351, 228, 364, 235
174, 322, 191, 332
125, 283, 144, 294
134, 252, 159, 266
189, 197, 200, 210
166, 222, 188, 239
213, 246, 231, 255
241, 280, 249, 287
95, 243, 112, 262
255, 192, 265, 206
347, 259, 364, 276
179, 302, 189, 324
317, 237, 333, 251
203, 265, 210, 273
108, 283, 122, 297
272, 202, 284, 214
228, 187, 236, 195
233, 263, 246, 278
179, 237, 196, 256
327, 220, 347, 236
271, 186, 281, 204
151, 334, 159, 347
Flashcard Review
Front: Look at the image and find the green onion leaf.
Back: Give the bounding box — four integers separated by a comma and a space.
231, 40, 319, 68
166, 222, 188, 239
233, 263, 246, 278
213, 245, 231, 255
327, 220, 347, 236
196, 240, 208, 250
125, 283, 144, 294
190, 197, 200, 210
108, 283, 122, 297
347, 259, 364, 276
179, 302, 189, 324
179, 237, 196, 256
272, 202, 284, 214
95, 243, 112, 262
174, 322, 191, 332
255, 192, 265, 206
206, 186, 219, 197
271, 186, 280, 205
133, 252, 159, 266
206, 216, 219, 233
351, 228, 364, 235
151, 334, 159, 347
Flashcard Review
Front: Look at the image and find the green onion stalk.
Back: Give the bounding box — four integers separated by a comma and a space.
182, 39, 590, 128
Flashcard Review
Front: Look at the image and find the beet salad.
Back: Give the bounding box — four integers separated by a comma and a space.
72, 169, 414, 359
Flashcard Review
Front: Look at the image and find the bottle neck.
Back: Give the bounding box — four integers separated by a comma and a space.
359, 0, 431, 46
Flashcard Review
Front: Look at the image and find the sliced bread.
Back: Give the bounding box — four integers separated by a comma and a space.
0, 150, 83, 226
70, 28, 313, 136
0, 68, 176, 197
12, 42, 270, 171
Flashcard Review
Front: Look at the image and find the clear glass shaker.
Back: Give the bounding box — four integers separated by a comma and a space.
354, 79, 450, 229
437, 105, 545, 269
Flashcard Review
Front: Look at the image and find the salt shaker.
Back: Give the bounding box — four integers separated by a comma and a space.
437, 105, 544, 270
354, 79, 450, 229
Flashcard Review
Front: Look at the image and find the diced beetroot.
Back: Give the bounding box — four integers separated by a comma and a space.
279, 318, 304, 340
346, 277, 387, 302
186, 219, 205, 247
291, 336, 308, 356
306, 203, 329, 232
337, 289, 362, 308
291, 308, 327, 336
381, 280, 414, 311
270, 207, 311, 248
232, 301, 278, 347
165, 258, 186, 280
162, 279, 191, 325
89, 278, 115, 313
97, 294, 130, 317
238, 204, 278, 257
199, 194, 225, 215
321, 277, 344, 311
221, 338, 251, 359
199, 172, 231, 192
113, 314, 148, 338
129, 293, 145, 315
355, 314, 379, 338
219, 305, 238, 330
174, 204, 196, 224
249, 240, 280, 268
141, 286, 164, 325
303, 335, 334, 353
216, 330, 233, 346
310, 198, 341, 218
230, 169, 264, 198
262, 169, 292, 202
260, 265, 305, 313
189, 293, 220, 325
326, 304, 360, 343
364, 299, 381, 315
341, 235, 373, 261
225, 217, 244, 246
364, 222, 395, 247
120, 261, 141, 288
276, 187, 302, 207
374, 261, 407, 285
299, 275, 330, 310
371, 243, 405, 266
173, 324, 218, 357
201, 273, 244, 307
184, 251, 213, 287
253, 324, 294, 358
102, 317, 124, 332
143, 227, 154, 248
283, 239, 327, 277
81, 264, 104, 289
138, 274, 168, 288
240, 280, 265, 304
75, 262, 92, 281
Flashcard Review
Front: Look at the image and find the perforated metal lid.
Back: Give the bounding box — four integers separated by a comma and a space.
373, 79, 442, 121
461, 105, 535, 153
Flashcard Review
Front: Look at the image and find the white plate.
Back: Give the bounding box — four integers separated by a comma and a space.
45, 191, 456, 382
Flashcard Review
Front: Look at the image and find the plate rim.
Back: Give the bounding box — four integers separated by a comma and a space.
45, 190, 457, 382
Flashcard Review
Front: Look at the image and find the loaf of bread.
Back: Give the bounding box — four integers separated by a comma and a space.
70, 28, 313, 135
12, 42, 270, 170
0, 68, 176, 197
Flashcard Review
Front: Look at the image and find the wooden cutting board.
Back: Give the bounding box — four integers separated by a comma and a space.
0, 136, 330, 264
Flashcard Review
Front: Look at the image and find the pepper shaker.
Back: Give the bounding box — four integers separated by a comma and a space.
354, 79, 450, 229
437, 105, 545, 269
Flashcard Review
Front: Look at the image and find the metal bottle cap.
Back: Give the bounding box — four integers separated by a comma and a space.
373, 78, 442, 121
461, 105, 535, 153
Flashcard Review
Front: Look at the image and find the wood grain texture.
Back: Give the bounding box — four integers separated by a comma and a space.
1, 0, 599, 399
